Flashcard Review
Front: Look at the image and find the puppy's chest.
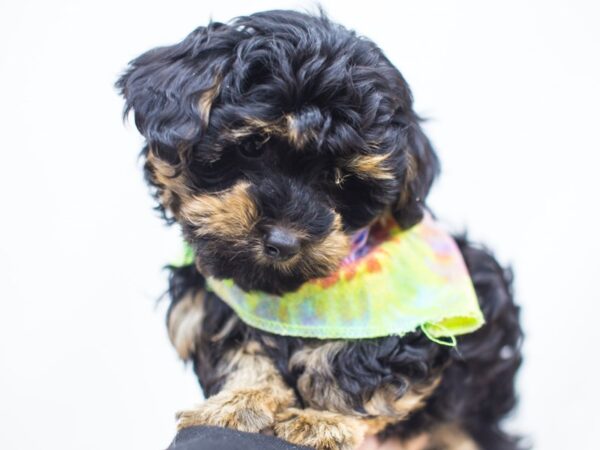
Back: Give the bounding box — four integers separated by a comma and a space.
258, 336, 440, 419
191, 292, 441, 419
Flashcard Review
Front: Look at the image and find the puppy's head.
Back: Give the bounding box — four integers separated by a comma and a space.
117, 10, 439, 294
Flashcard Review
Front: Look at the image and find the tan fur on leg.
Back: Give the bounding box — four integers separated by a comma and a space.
274, 408, 367, 450
363, 378, 440, 419
176, 386, 291, 432
176, 342, 295, 432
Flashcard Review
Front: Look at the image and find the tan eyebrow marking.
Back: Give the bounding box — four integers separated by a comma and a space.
344, 153, 394, 180
223, 115, 321, 150
285, 114, 318, 149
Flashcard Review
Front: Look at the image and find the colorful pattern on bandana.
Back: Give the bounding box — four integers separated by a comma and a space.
182, 214, 485, 341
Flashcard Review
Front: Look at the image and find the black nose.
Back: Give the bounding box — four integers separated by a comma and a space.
264, 227, 300, 260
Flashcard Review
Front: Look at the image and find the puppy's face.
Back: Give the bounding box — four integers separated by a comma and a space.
118, 11, 439, 294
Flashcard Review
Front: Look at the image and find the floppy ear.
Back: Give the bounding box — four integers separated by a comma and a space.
116, 23, 235, 162
393, 121, 440, 229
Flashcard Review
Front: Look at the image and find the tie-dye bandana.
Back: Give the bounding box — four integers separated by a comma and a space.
178, 214, 484, 343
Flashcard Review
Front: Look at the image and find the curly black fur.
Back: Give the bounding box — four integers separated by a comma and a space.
118, 9, 523, 449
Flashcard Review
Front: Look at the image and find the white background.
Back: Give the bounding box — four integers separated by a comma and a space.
1, 1, 599, 449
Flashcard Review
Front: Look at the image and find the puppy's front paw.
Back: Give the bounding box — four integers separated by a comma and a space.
177, 387, 292, 433
274, 408, 366, 450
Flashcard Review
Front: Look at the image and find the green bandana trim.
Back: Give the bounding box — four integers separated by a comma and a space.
178, 215, 484, 342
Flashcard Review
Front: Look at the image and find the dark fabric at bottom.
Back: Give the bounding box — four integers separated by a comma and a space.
168, 426, 314, 450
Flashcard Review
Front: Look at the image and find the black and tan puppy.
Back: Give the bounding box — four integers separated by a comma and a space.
117, 10, 522, 450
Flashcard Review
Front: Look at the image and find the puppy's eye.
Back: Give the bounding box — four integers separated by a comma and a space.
189, 152, 239, 190
238, 136, 268, 159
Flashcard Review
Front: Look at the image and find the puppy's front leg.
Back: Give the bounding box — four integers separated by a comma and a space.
176, 342, 295, 433
274, 408, 367, 450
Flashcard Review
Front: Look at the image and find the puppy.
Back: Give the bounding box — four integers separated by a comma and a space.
117, 10, 523, 450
